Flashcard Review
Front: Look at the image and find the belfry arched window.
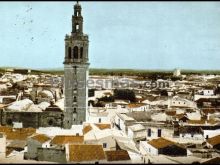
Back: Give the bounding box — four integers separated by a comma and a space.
68, 47, 71, 59
73, 46, 78, 59
76, 24, 79, 32
80, 47, 83, 59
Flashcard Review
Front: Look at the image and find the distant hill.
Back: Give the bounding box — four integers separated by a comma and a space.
1, 66, 220, 76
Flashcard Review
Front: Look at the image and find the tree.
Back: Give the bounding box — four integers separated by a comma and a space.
114, 89, 136, 102
160, 90, 168, 96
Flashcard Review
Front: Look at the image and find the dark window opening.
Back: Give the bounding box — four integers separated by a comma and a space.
48, 119, 53, 126
7, 119, 12, 125
148, 129, 151, 137
158, 129, 161, 137
103, 143, 107, 148
73, 108, 77, 113
73, 46, 78, 59
80, 47, 83, 59
68, 47, 71, 59
74, 96, 77, 102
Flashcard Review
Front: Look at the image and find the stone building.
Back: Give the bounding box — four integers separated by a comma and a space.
0, 102, 64, 128
63, 2, 89, 128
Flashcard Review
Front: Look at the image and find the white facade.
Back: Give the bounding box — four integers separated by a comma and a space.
179, 133, 203, 140
84, 129, 116, 151
168, 96, 196, 108
94, 90, 112, 99
194, 95, 219, 101
0, 133, 6, 157
173, 69, 181, 77
139, 141, 158, 156
127, 124, 146, 140
146, 127, 173, 140
127, 104, 149, 112
114, 113, 135, 133
202, 129, 220, 139
202, 89, 214, 96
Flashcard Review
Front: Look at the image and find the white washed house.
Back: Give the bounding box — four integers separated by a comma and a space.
127, 124, 146, 141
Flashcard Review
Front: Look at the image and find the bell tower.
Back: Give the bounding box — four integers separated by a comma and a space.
63, 1, 89, 129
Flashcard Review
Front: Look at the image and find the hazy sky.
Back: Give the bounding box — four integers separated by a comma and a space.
0, 1, 220, 70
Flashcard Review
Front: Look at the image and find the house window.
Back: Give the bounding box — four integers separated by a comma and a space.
103, 143, 107, 148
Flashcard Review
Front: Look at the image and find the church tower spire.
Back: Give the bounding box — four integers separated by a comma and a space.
63, 1, 89, 129
72, 1, 83, 35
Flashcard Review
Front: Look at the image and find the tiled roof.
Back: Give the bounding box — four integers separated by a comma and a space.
148, 137, 184, 149
127, 103, 146, 108
95, 123, 111, 130
0, 127, 36, 140
7, 140, 27, 149
207, 135, 220, 146
83, 123, 111, 135
175, 113, 187, 119
188, 119, 218, 125
202, 157, 220, 164
14, 128, 36, 134
202, 108, 216, 115
165, 111, 176, 116
188, 120, 206, 125
31, 134, 51, 143
105, 150, 130, 161
51, 135, 84, 145
69, 144, 106, 162
0, 103, 8, 108
0, 126, 13, 133
83, 125, 93, 135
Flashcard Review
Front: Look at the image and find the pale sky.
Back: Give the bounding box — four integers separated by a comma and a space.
0, 1, 220, 70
